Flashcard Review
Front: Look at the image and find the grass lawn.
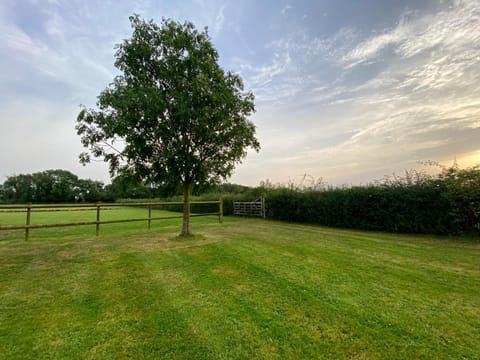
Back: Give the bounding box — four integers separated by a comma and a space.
0, 209, 479, 359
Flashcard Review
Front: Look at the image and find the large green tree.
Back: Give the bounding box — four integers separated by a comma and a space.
76, 15, 259, 235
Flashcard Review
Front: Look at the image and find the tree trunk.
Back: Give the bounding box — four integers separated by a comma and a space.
180, 183, 191, 236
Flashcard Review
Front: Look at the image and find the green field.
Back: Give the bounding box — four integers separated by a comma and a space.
1, 208, 479, 359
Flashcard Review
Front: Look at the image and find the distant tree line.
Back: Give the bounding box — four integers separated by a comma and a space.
0, 170, 105, 203
0, 169, 157, 203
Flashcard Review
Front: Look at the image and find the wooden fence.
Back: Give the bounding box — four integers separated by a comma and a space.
0, 200, 223, 240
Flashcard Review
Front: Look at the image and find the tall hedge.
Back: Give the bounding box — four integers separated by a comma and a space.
262, 166, 480, 235
264, 184, 452, 234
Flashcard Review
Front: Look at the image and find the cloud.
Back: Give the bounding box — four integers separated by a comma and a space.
0, 21, 65, 84
213, 4, 225, 34
0, 1, 124, 103
343, 0, 480, 67
342, 26, 407, 66
281, 5, 292, 15
43, 8, 66, 38
232, 51, 296, 103
1, 22, 49, 58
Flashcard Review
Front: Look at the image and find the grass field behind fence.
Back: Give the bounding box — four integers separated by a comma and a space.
0, 210, 479, 359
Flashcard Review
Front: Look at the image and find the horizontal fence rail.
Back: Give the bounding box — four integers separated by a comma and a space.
0, 201, 223, 240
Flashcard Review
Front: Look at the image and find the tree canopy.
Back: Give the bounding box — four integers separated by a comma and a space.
76, 15, 259, 235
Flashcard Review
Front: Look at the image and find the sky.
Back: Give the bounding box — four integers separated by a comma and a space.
1, 0, 479, 187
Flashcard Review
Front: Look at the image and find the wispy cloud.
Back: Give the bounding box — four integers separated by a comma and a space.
232, 51, 296, 103
2, 23, 49, 58
342, 25, 407, 66
0, 1, 124, 103
343, 0, 480, 66
281, 5, 292, 15
212, 4, 225, 34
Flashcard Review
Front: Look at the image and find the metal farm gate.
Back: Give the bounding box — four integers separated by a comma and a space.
233, 197, 265, 218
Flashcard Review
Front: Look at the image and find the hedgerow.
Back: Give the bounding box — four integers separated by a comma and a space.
261, 165, 480, 235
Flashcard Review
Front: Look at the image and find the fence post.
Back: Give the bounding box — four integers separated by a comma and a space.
148, 204, 152, 230
96, 203, 100, 236
219, 198, 223, 224
25, 203, 32, 241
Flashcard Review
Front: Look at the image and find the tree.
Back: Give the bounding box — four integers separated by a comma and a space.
2, 174, 36, 203
34, 169, 79, 203
77, 179, 108, 202
106, 173, 154, 200
76, 15, 259, 235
